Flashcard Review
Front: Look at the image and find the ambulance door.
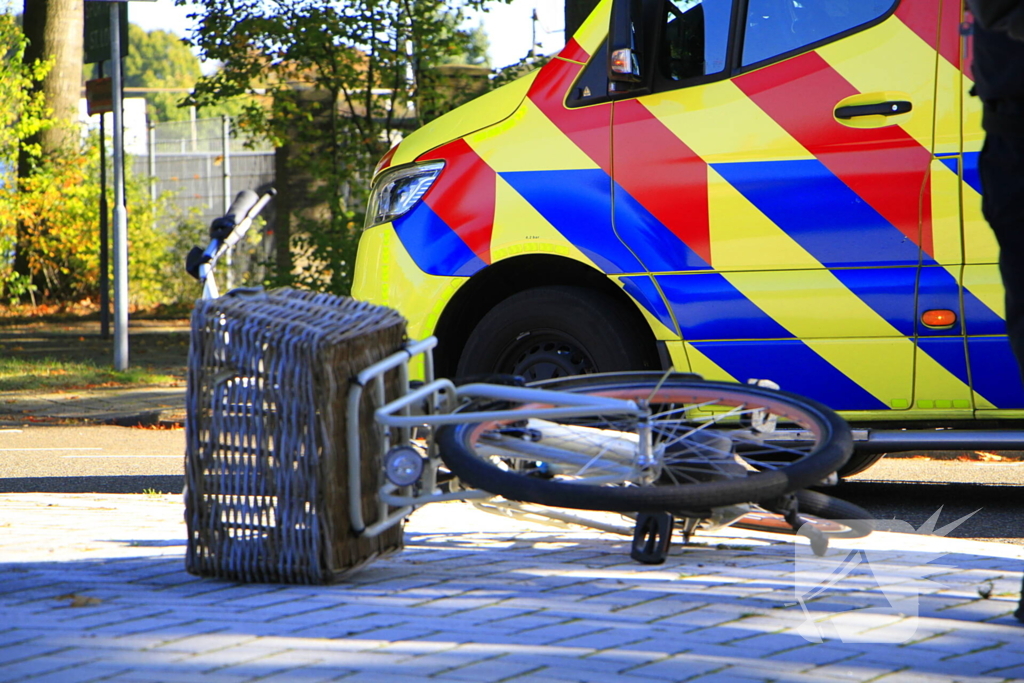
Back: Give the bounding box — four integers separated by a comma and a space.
960, 10, 1024, 411
609, 0, 939, 416
913, 0, 973, 418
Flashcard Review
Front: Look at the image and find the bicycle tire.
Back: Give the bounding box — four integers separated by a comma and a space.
437, 373, 853, 513
732, 490, 874, 539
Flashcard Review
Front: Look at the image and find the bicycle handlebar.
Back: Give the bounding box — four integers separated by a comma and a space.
186, 188, 275, 291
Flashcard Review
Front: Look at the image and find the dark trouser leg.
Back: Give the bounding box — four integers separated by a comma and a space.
981, 135, 1024, 378
978, 134, 1024, 622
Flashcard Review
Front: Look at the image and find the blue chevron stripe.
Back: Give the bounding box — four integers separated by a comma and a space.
621, 276, 677, 334
969, 337, 1024, 408
692, 339, 888, 411
713, 159, 925, 268
656, 273, 793, 341
393, 201, 487, 277
501, 170, 645, 274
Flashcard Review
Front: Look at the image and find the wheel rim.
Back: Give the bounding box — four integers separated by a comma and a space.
498, 332, 596, 381
466, 384, 829, 487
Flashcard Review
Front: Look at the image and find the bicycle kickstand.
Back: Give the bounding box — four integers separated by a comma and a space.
772, 493, 830, 557
631, 512, 675, 564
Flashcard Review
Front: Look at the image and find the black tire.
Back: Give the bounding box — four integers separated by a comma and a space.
456, 286, 655, 382
837, 451, 886, 477
732, 490, 874, 539
437, 373, 853, 513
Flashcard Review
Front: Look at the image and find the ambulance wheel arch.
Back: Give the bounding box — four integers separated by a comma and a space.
432, 255, 662, 380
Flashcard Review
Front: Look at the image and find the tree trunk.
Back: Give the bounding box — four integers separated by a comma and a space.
565, 0, 601, 42
21, 0, 83, 155
16, 0, 84, 287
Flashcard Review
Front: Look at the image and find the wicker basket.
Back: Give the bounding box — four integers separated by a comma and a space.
184, 287, 407, 584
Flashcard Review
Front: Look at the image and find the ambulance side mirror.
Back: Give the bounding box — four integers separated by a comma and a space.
608, 0, 644, 89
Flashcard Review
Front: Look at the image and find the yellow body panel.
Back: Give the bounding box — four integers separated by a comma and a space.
467, 99, 601, 173
352, 223, 464, 342
489, 175, 598, 266
390, 73, 538, 168
722, 270, 902, 340
930, 159, 963, 267
707, 167, 823, 272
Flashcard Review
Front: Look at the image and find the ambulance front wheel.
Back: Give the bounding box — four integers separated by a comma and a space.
455, 285, 654, 382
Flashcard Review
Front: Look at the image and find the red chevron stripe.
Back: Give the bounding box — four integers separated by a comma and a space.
735, 51, 934, 256
896, 0, 959, 68
613, 100, 712, 265
528, 58, 613, 172
557, 37, 590, 64
939, 0, 963, 70
420, 139, 496, 264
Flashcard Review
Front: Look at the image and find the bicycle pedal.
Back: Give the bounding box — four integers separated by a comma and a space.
631, 512, 674, 565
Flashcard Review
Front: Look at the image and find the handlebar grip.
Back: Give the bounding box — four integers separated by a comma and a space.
226, 189, 259, 221
210, 190, 260, 239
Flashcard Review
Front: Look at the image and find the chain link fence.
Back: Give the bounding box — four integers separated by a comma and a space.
135, 116, 276, 289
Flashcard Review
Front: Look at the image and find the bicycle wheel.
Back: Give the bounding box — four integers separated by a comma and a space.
437, 372, 853, 513
731, 490, 874, 540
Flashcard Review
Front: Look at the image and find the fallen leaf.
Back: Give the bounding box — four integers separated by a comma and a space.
974, 452, 1006, 462
56, 593, 103, 607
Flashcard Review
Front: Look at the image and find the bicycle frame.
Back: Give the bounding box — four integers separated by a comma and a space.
346, 337, 647, 538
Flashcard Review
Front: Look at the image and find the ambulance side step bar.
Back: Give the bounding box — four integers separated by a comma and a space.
762, 429, 1024, 454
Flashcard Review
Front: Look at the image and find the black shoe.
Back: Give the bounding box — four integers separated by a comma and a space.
1015, 603, 1024, 624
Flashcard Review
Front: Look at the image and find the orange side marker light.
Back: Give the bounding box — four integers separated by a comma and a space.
922, 309, 957, 328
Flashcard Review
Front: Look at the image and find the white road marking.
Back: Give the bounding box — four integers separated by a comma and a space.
0, 448, 103, 452
62, 455, 182, 459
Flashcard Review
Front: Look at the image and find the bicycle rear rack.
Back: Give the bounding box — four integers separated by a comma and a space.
346, 337, 645, 538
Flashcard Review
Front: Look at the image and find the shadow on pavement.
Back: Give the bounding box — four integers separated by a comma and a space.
0, 475, 183, 494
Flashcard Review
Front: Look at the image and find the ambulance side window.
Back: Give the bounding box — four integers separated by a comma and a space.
742, 0, 898, 67
660, 0, 731, 82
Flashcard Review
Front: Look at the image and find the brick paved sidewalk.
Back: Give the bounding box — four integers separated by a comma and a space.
1, 494, 1022, 683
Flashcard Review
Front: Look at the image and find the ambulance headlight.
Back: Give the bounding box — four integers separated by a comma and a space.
365, 161, 445, 229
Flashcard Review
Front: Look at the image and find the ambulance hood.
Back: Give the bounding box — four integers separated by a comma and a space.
384, 70, 540, 171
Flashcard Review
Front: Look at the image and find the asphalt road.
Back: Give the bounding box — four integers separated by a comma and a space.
838, 458, 1024, 546
1, 425, 1021, 545
0, 425, 185, 494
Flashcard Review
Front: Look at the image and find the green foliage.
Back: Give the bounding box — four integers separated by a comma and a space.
0, 4, 51, 302
1, 3, 215, 309
10, 134, 204, 307
123, 24, 201, 123
181, 0, 507, 296
488, 53, 552, 91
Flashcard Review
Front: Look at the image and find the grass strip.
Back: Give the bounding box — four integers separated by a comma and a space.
0, 357, 178, 391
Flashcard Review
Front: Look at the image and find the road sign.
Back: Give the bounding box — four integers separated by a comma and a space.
86, 78, 113, 115
84, 2, 127, 64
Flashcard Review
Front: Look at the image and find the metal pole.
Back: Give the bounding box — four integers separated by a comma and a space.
110, 3, 129, 370
148, 121, 156, 206
97, 61, 110, 341
222, 114, 233, 290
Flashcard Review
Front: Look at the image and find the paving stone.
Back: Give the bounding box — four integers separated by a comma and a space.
625, 653, 726, 680
763, 643, 866, 668
3, 493, 1024, 683
434, 654, 545, 682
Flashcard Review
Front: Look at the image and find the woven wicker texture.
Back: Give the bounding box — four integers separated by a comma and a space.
184, 288, 407, 584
